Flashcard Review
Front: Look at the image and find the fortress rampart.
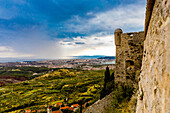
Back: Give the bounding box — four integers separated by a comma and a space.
114, 29, 144, 83
136, 0, 170, 112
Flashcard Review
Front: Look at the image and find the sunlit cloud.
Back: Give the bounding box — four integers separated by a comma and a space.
0, 46, 13, 52
0, 46, 34, 58
59, 34, 115, 56
65, 4, 145, 34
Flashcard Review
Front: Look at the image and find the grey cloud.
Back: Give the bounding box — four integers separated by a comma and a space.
75, 42, 85, 45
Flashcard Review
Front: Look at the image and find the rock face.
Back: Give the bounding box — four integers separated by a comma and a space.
136, 0, 170, 113
114, 29, 144, 83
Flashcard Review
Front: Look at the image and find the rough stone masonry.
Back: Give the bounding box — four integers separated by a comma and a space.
136, 0, 170, 113
84, 0, 170, 112
114, 29, 144, 84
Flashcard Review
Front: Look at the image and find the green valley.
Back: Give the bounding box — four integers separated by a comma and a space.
0, 68, 114, 113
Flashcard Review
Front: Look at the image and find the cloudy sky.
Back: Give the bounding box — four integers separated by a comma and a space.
0, 0, 146, 60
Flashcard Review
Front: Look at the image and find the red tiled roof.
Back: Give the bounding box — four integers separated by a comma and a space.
56, 102, 62, 106
32, 110, 36, 112
58, 102, 62, 105
71, 104, 79, 107
69, 107, 74, 111
60, 106, 69, 109
26, 109, 31, 113
54, 102, 63, 107
52, 110, 62, 113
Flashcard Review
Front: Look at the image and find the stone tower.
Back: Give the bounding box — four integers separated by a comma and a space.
114, 28, 123, 46
114, 28, 145, 83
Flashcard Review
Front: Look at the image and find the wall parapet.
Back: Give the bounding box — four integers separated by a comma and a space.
144, 0, 156, 36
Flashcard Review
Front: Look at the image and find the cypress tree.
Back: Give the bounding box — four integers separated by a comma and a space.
104, 66, 110, 84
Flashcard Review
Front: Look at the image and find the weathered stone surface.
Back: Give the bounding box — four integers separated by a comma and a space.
84, 92, 113, 113
114, 28, 123, 46
136, 0, 170, 113
83, 0, 169, 112
114, 30, 144, 84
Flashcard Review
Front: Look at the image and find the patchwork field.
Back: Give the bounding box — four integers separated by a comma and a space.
0, 68, 114, 112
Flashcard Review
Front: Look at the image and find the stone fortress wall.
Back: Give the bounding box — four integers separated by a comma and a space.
136, 0, 170, 113
114, 29, 144, 83
115, 0, 170, 112
84, 30, 145, 113
84, 0, 169, 112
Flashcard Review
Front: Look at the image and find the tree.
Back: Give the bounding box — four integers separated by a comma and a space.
100, 67, 115, 99
101, 67, 110, 99
104, 66, 110, 83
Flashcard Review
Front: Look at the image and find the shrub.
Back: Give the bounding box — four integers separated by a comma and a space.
110, 84, 134, 112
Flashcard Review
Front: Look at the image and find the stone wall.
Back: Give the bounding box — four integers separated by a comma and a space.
114, 29, 144, 84
83, 0, 169, 112
84, 92, 114, 113
136, 0, 170, 113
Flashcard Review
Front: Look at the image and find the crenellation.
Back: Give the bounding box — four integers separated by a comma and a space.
114, 28, 123, 46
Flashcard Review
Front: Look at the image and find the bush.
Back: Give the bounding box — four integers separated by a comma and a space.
110, 84, 134, 112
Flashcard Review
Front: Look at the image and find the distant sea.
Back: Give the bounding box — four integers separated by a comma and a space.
0, 58, 47, 63
0, 55, 115, 63
72, 55, 115, 59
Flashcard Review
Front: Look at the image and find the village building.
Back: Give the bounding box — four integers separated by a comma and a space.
47, 105, 52, 113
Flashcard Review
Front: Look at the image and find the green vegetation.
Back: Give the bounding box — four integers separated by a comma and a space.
106, 70, 140, 113
97, 67, 138, 113
1, 66, 138, 113
110, 84, 134, 112
0, 68, 112, 112
0, 66, 51, 80
100, 67, 115, 99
